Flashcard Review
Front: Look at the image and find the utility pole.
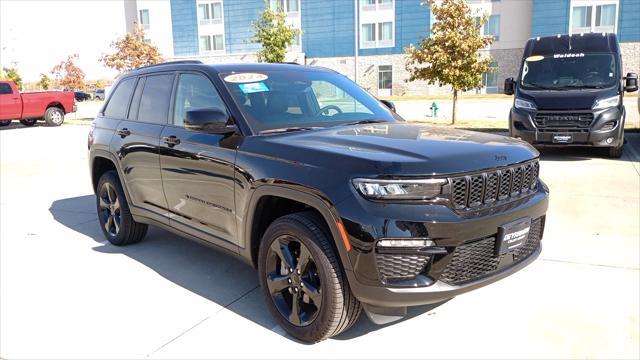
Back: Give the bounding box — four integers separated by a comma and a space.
354, 0, 358, 85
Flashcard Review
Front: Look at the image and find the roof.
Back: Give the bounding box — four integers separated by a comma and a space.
126, 61, 334, 77
525, 33, 619, 56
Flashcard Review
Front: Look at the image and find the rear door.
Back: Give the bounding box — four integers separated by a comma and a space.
0, 82, 21, 120
108, 73, 174, 223
159, 72, 239, 249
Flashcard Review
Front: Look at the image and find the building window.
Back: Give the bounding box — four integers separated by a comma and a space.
570, 1, 618, 34
484, 15, 500, 41
363, 0, 393, 11
362, 23, 376, 47
139, 9, 150, 30
198, 2, 223, 25
378, 65, 392, 96
199, 34, 224, 53
482, 61, 498, 94
361, 22, 394, 48
269, 0, 299, 13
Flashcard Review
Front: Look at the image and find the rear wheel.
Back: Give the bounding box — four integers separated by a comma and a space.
0, 120, 11, 127
19, 119, 37, 127
96, 170, 148, 246
258, 211, 361, 343
44, 107, 64, 126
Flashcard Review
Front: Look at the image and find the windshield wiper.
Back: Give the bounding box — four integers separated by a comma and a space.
259, 126, 323, 135
343, 119, 388, 126
557, 84, 607, 89
523, 83, 558, 90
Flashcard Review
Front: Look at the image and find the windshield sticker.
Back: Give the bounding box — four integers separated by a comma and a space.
239, 82, 269, 94
553, 53, 585, 59
224, 73, 269, 83
525, 55, 544, 62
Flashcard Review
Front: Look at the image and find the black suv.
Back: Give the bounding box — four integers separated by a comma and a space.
88, 61, 549, 342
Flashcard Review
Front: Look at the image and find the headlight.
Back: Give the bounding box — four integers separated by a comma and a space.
515, 98, 537, 111
592, 95, 620, 110
353, 178, 448, 200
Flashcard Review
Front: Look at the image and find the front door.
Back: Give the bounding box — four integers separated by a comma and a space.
159, 72, 238, 249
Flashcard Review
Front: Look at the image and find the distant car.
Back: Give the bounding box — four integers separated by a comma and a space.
94, 89, 105, 101
0, 80, 76, 127
75, 91, 91, 102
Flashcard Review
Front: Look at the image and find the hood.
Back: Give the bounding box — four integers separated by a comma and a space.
244, 123, 538, 176
519, 87, 618, 111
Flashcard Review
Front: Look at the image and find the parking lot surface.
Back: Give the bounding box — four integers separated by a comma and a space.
1, 124, 639, 359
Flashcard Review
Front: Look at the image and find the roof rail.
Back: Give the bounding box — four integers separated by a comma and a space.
135, 60, 203, 70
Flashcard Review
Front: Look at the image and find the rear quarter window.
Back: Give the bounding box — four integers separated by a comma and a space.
103, 78, 136, 119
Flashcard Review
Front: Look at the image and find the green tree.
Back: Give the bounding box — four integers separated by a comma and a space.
250, 0, 301, 63
405, 0, 494, 124
0, 67, 23, 90
39, 73, 51, 90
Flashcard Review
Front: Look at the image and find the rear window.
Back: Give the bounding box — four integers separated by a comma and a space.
137, 74, 174, 124
103, 78, 135, 119
0, 83, 13, 95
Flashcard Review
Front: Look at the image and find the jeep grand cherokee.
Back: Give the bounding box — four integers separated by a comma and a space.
88, 61, 549, 342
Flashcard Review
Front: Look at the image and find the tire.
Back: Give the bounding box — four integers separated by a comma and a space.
258, 211, 362, 343
44, 107, 64, 126
0, 120, 11, 127
19, 119, 37, 127
96, 170, 148, 246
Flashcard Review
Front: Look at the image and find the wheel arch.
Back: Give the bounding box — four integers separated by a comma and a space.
241, 185, 353, 273
46, 102, 65, 112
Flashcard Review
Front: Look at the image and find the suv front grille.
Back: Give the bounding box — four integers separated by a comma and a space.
450, 160, 539, 210
534, 112, 594, 133
439, 217, 544, 285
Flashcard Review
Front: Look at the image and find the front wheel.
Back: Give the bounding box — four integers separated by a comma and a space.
44, 107, 64, 126
19, 119, 37, 127
258, 211, 361, 343
0, 120, 11, 127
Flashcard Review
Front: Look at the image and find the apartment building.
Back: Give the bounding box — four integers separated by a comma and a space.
123, 0, 640, 96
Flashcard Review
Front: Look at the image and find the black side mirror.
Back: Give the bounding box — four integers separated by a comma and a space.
380, 99, 396, 112
184, 108, 236, 134
624, 73, 638, 92
504, 78, 515, 95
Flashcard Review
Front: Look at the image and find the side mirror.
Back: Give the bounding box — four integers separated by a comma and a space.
380, 99, 396, 112
624, 73, 638, 92
504, 78, 515, 95
184, 108, 236, 134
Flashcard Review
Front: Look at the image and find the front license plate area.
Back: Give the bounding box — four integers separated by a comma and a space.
553, 133, 573, 144
496, 217, 531, 255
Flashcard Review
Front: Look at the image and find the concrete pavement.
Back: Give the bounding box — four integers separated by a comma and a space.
1, 125, 638, 359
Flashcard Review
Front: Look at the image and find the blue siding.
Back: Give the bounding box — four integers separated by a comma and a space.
302, 0, 355, 57
531, 0, 570, 37
171, 0, 199, 56
360, 0, 429, 56
619, 0, 640, 42
225, 0, 263, 53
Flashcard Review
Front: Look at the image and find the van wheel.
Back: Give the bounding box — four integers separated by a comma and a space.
20, 119, 37, 127
608, 144, 623, 158
258, 211, 362, 343
96, 170, 148, 246
0, 120, 11, 127
44, 107, 64, 126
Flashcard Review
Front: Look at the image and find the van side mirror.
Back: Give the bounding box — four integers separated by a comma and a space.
624, 73, 638, 92
380, 99, 396, 112
504, 78, 515, 95
185, 108, 236, 134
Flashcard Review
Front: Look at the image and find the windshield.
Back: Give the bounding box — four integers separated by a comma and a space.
521, 53, 617, 90
219, 70, 397, 133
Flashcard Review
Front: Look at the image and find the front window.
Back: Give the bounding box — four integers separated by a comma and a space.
570, 1, 617, 33
220, 70, 397, 133
521, 53, 617, 90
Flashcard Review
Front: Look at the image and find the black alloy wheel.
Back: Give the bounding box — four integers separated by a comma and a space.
98, 182, 121, 237
265, 235, 322, 326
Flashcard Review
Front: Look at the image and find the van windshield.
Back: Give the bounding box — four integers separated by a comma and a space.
521, 53, 617, 90
219, 70, 397, 133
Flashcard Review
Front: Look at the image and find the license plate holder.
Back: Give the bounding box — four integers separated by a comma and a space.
496, 217, 531, 255
552, 133, 573, 144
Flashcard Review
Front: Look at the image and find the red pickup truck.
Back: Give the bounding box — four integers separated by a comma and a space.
0, 80, 76, 127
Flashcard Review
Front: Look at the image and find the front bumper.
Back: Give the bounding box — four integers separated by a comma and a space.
337, 181, 549, 308
510, 107, 625, 147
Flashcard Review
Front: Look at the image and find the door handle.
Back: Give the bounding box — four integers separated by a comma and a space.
116, 128, 131, 137
162, 135, 181, 146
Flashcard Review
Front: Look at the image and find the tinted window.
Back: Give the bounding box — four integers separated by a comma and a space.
103, 78, 135, 119
137, 74, 174, 124
173, 73, 227, 127
127, 77, 145, 120
0, 83, 14, 95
